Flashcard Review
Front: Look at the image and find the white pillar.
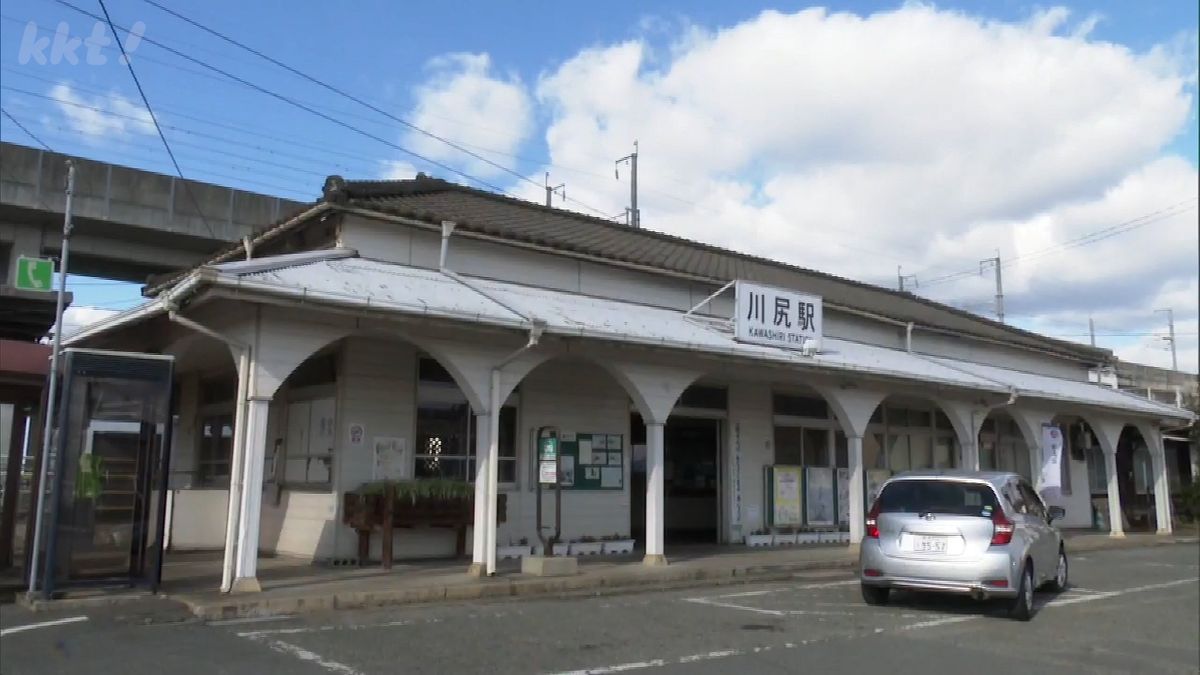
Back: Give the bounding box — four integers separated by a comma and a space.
644, 421, 666, 566
485, 379, 501, 575
469, 412, 489, 576
1103, 447, 1124, 538
962, 438, 981, 471
232, 396, 270, 592
847, 434, 865, 544
1150, 443, 1173, 535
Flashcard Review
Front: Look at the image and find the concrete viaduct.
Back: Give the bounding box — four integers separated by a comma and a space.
1, 141, 306, 339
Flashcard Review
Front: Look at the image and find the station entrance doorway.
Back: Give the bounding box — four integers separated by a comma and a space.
631, 414, 721, 547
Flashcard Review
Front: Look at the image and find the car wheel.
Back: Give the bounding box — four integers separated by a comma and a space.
1047, 549, 1068, 593
861, 583, 890, 606
1008, 562, 1034, 621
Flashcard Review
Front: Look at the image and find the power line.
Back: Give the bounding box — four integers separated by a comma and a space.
96, 0, 219, 240
136, 0, 618, 221
55, 0, 521, 198
1, 106, 53, 151
916, 199, 1198, 288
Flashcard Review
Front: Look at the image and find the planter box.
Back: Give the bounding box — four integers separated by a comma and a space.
796, 532, 822, 545
551, 542, 571, 556
774, 533, 798, 545
817, 532, 840, 544
602, 539, 635, 555
838, 532, 851, 544
497, 545, 532, 560
571, 541, 604, 556
745, 534, 774, 547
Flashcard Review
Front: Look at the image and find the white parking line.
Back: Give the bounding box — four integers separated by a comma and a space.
255, 637, 363, 675
581, 576, 1200, 674
692, 579, 857, 601
0, 616, 88, 637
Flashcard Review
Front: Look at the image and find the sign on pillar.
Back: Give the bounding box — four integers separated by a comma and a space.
15, 256, 54, 291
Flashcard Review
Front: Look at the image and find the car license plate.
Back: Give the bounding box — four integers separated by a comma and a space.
914, 536, 948, 553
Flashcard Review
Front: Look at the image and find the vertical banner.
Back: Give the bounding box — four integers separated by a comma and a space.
1040, 423, 1064, 492
731, 422, 743, 527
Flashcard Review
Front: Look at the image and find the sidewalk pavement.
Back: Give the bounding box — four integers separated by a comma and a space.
18, 529, 1198, 620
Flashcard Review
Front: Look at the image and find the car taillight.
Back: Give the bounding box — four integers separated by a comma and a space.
865, 501, 881, 539
991, 510, 1014, 546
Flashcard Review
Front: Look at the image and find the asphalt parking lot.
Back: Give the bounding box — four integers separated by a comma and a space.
2, 542, 1197, 674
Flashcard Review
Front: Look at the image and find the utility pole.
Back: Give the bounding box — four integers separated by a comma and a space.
544, 172, 565, 208
1156, 308, 1178, 371
28, 159, 74, 597
615, 141, 639, 228
980, 253, 1004, 323
897, 266, 918, 293
1088, 316, 1096, 347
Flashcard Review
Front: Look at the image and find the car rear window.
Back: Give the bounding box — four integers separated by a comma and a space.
875, 480, 1000, 517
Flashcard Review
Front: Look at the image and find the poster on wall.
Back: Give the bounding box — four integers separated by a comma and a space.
865, 469, 891, 508
806, 467, 835, 526
559, 455, 576, 487
372, 437, 409, 481
770, 465, 803, 527
348, 423, 365, 446
836, 468, 850, 526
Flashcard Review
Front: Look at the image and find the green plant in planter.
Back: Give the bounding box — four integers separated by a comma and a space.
357, 479, 474, 503
75, 453, 104, 500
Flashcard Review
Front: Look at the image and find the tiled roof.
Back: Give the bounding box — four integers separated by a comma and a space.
320, 174, 1110, 364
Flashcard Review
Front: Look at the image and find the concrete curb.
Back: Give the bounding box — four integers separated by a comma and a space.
19, 535, 1196, 617
177, 558, 858, 620
177, 535, 1199, 620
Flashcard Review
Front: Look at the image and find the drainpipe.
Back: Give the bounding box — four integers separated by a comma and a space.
242, 237, 254, 261
905, 322, 914, 353
166, 309, 250, 593
485, 320, 546, 575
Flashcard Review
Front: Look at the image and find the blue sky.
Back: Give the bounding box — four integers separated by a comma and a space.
1, 1, 1197, 369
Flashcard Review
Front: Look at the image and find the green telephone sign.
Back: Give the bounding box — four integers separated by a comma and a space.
15, 256, 54, 292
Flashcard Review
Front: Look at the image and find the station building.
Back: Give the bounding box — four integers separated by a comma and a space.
63, 174, 1193, 592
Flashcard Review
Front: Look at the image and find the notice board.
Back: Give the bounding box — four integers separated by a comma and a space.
558, 432, 624, 490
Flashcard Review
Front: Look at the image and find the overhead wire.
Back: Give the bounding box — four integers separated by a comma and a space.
95, 0, 220, 239
54, 0, 528, 201
916, 198, 1198, 288
1, 106, 53, 150
136, 0, 619, 220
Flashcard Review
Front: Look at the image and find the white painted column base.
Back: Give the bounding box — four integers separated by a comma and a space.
230, 577, 262, 594
469, 413, 489, 574
847, 435, 865, 544
644, 421, 667, 567
233, 397, 271, 592
1103, 449, 1124, 538
1151, 449, 1173, 535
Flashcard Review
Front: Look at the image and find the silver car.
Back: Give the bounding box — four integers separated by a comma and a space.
859, 470, 1068, 621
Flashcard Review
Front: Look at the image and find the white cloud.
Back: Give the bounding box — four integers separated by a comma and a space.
522, 5, 1197, 370
48, 83, 155, 140
379, 159, 418, 180
403, 53, 533, 179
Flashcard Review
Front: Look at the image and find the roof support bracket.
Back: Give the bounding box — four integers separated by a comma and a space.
685, 279, 735, 317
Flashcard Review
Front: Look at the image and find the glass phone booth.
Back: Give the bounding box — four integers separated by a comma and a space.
40, 349, 174, 598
